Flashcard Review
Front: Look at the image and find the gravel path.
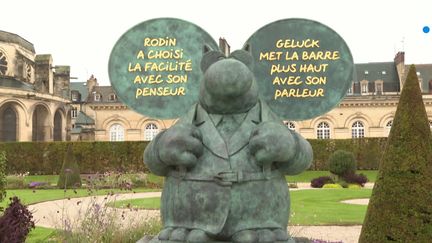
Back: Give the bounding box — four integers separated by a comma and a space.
29, 183, 373, 242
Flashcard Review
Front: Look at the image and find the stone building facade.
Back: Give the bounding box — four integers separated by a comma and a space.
71, 52, 432, 141
70, 76, 176, 141
0, 30, 71, 142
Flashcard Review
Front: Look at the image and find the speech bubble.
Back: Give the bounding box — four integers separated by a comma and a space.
245, 18, 354, 121
108, 18, 218, 119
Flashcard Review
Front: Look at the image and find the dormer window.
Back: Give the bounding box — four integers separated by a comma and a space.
375, 80, 384, 95
109, 93, 117, 101
71, 92, 80, 102
347, 82, 354, 95
94, 92, 101, 102
360, 80, 369, 95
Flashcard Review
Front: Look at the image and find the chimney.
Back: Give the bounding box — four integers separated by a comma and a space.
86, 74, 98, 93
219, 38, 231, 56
394, 52, 405, 91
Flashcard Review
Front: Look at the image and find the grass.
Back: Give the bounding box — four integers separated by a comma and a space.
24, 175, 59, 185
107, 197, 161, 209
26, 227, 56, 243
290, 189, 371, 225
109, 189, 372, 225
287, 170, 377, 183
0, 188, 158, 209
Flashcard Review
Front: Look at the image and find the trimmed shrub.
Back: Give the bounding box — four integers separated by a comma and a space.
322, 183, 343, 189
0, 197, 35, 243
57, 144, 82, 189
328, 150, 356, 177
0, 141, 149, 175
360, 65, 432, 242
347, 184, 362, 189
0, 139, 387, 174
310, 176, 334, 188
0, 151, 6, 209
342, 173, 368, 187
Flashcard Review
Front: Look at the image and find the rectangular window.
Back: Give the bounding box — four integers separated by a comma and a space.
361, 84, 368, 93
71, 108, 77, 118
376, 83, 383, 95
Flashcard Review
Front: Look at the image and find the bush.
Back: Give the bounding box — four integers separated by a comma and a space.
0, 151, 6, 208
322, 183, 343, 189
0, 197, 35, 243
130, 173, 148, 188
328, 150, 356, 177
28, 181, 52, 189
348, 184, 362, 189
57, 144, 82, 189
310, 176, 334, 188
5, 175, 26, 189
342, 173, 368, 187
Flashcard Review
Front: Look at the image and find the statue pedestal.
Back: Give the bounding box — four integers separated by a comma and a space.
137, 236, 299, 243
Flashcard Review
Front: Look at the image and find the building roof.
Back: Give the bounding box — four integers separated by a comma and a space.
70, 82, 89, 100
0, 76, 35, 92
88, 86, 119, 103
354, 62, 400, 92
75, 111, 95, 125
0, 30, 35, 53
410, 64, 432, 92
70, 127, 82, 134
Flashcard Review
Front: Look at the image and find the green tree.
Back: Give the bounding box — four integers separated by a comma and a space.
359, 65, 432, 242
57, 144, 82, 189
0, 151, 6, 210
328, 150, 356, 177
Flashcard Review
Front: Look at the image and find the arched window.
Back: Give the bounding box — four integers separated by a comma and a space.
110, 124, 124, 141
429, 120, 432, 129
317, 122, 330, 139
53, 111, 62, 141
284, 121, 296, 131
351, 121, 365, 138
385, 120, 393, 129
0, 51, 8, 75
384, 120, 393, 137
144, 123, 159, 141
1, 106, 17, 141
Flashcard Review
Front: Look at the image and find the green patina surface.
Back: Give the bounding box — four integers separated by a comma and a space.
108, 18, 218, 119
246, 18, 354, 121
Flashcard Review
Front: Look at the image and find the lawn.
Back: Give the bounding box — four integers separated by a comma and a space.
26, 227, 56, 243
0, 188, 158, 209
108, 188, 372, 225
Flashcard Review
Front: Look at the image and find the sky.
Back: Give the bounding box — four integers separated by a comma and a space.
2, 0, 431, 85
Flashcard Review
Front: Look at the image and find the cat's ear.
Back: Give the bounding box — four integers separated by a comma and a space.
243, 43, 251, 53
203, 44, 213, 54
201, 45, 225, 72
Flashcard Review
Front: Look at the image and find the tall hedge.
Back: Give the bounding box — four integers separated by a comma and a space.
0, 151, 6, 209
0, 137, 387, 175
359, 65, 432, 242
0, 141, 149, 175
